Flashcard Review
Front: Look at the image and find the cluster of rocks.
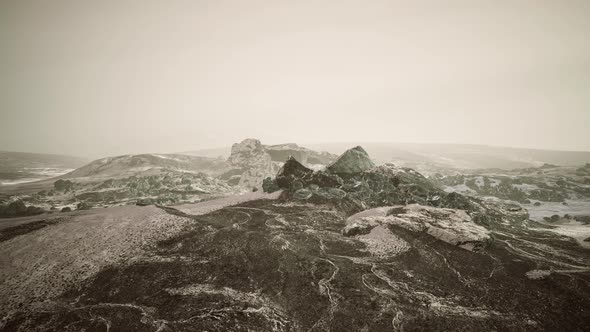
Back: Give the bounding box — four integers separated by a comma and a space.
264, 145, 533, 251
269, 146, 469, 214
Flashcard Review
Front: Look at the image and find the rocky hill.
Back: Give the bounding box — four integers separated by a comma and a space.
64, 153, 231, 180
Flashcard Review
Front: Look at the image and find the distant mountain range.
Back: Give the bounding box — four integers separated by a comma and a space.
186, 143, 590, 172
307, 143, 590, 170
2, 142, 590, 192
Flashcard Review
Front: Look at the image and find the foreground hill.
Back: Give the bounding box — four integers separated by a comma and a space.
1, 147, 589, 331
63, 154, 231, 180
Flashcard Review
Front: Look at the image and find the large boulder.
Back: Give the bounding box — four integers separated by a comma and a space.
326, 146, 375, 175
344, 205, 492, 252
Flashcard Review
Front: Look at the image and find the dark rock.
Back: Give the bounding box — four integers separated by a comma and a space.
54, 179, 74, 192
387, 206, 407, 216
60, 207, 72, 212
275, 157, 313, 190
534, 202, 542, 206
342, 220, 376, 236
135, 198, 154, 206
76, 202, 93, 210
5, 200, 27, 216
293, 188, 313, 200
262, 177, 280, 193
308, 170, 343, 188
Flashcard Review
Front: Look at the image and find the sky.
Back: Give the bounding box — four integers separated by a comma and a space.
1, 0, 589, 158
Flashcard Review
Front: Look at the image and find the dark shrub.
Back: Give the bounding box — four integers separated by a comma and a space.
54, 179, 74, 192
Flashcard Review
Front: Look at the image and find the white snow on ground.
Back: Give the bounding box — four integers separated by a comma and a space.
526, 200, 590, 221
174, 191, 282, 215
539, 220, 590, 249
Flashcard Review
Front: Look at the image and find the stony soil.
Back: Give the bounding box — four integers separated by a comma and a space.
1, 194, 589, 331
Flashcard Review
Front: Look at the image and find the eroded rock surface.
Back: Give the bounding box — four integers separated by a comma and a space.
345, 205, 492, 251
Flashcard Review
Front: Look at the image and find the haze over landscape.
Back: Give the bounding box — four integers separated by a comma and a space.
2, 0, 590, 157
1, 2, 590, 331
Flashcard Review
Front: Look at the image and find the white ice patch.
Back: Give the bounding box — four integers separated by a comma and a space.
526, 200, 590, 221
539, 220, 590, 249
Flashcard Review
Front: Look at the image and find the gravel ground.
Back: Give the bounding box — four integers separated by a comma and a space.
174, 191, 282, 215
0, 192, 282, 317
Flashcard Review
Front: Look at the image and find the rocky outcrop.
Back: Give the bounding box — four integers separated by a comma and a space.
272, 146, 452, 214
227, 139, 278, 189
344, 205, 492, 251
228, 139, 272, 169
326, 146, 375, 175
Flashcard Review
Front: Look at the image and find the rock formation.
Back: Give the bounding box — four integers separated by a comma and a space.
326, 146, 375, 175
344, 205, 492, 251
227, 139, 278, 189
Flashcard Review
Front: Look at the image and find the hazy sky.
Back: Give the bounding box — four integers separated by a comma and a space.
1, 0, 589, 157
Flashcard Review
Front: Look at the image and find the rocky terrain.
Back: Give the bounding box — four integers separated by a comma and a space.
0, 140, 336, 214
1, 146, 589, 331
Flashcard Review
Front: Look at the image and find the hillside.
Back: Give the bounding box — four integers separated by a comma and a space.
63, 154, 231, 180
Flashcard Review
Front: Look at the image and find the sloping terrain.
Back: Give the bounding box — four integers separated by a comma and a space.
63, 154, 231, 180
1, 147, 589, 331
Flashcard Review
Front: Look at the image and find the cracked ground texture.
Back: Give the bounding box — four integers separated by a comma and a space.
1, 193, 590, 331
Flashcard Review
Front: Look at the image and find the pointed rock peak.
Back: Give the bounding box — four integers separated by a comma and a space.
350, 146, 369, 155
278, 156, 312, 177
327, 146, 375, 174
275, 156, 313, 190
